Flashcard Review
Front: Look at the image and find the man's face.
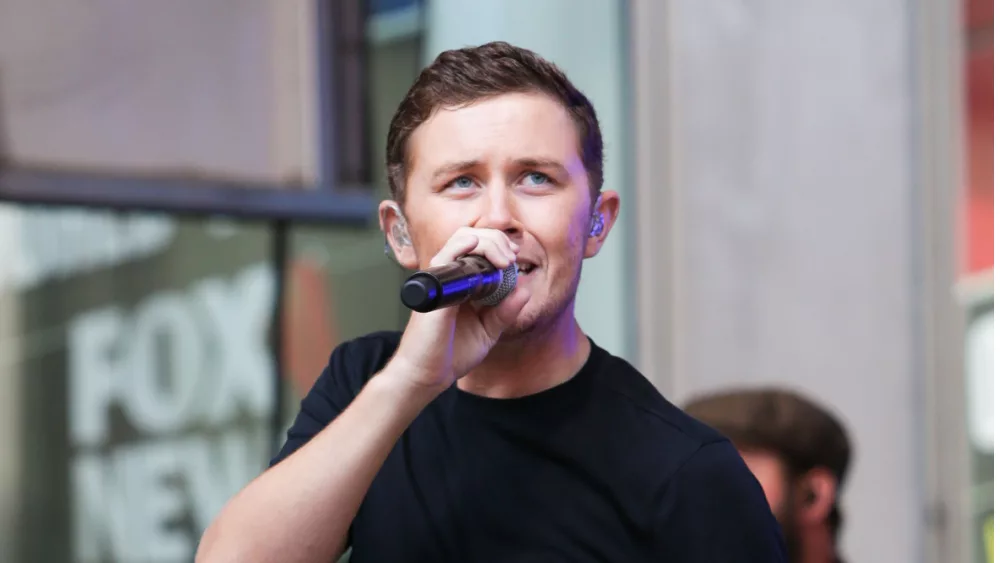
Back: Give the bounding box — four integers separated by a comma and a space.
739, 449, 789, 514
739, 449, 802, 560
389, 92, 618, 335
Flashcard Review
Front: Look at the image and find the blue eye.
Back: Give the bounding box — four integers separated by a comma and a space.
525, 172, 550, 186
447, 176, 475, 190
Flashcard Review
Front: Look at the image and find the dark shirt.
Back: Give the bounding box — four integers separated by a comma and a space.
271, 331, 788, 562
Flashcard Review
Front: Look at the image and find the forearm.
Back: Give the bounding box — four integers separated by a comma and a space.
196, 363, 437, 563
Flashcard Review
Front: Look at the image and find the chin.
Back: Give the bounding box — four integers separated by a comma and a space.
500, 295, 571, 341
498, 312, 543, 341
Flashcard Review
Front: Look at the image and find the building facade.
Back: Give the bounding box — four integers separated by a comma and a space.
0, 0, 987, 561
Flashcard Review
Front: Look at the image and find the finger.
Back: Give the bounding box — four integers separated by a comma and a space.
454, 228, 516, 264
430, 230, 515, 269
468, 229, 518, 265
479, 229, 518, 254
478, 286, 530, 341
429, 233, 480, 267
472, 237, 516, 270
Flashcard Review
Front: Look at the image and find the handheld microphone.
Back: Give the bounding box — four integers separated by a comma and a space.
400, 256, 518, 313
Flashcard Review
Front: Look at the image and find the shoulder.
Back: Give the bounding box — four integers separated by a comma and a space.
269, 331, 402, 467
589, 346, 786, 559
667, 440, 767, 501
591, 347, 770, 495
323, 330, 403, 391
653, 440, 788, 561
591, 344, 790, 560
589, 345, 731, 464
330, 330, 403, 367
306, 330, 402, 404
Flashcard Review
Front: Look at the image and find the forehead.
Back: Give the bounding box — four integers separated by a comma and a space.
738, 449, 788, 476
407, 92, 582, 173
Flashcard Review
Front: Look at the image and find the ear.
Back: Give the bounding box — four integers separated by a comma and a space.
378, 199, 419, 269
584, 190, 621, 259
796, 467, 838, 526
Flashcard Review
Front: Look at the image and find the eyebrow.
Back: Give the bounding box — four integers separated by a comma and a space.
513, 158, 570, 178
430, 158, 570, 181
430, 160, 480, 181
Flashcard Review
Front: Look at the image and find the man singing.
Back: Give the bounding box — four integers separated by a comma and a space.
197, 41, 787, 562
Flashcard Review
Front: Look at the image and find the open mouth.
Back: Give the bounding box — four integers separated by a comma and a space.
516, 261, 537, 275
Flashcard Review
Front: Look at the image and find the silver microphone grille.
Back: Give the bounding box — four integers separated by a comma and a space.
474, 262, 518, 307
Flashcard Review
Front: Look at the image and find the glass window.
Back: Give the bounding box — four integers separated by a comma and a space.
279, 4, 424, 422
0, 208, 410, 562
280, 224, 409, 422
0, 3, 425, 562
0, 206, 276, 562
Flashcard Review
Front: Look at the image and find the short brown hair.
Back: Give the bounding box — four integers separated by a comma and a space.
684, 388, 852, 537
385, 41, 604, 203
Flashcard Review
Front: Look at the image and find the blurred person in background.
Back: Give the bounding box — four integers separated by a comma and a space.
685, 388, 852, 563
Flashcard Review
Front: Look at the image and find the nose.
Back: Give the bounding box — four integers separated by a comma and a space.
474, 185, 521, 238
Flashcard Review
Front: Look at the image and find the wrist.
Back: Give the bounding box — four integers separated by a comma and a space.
372, 358, 450, 409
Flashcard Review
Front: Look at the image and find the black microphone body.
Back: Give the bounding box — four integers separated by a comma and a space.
400, 256, 518, 313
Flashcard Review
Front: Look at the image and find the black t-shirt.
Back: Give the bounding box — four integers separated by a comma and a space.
271, 332, 788, 562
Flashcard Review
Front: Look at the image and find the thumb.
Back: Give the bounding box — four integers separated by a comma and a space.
479, 286, 530, 341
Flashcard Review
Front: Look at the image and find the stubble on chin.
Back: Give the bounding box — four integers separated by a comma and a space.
498, 269, 582, 342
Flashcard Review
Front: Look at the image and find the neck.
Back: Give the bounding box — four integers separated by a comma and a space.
799, 527, 837, 563
458, 305, 590, 399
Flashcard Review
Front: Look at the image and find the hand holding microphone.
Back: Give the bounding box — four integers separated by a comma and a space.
400, 255, 518, 313
386, 227, 530, 394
